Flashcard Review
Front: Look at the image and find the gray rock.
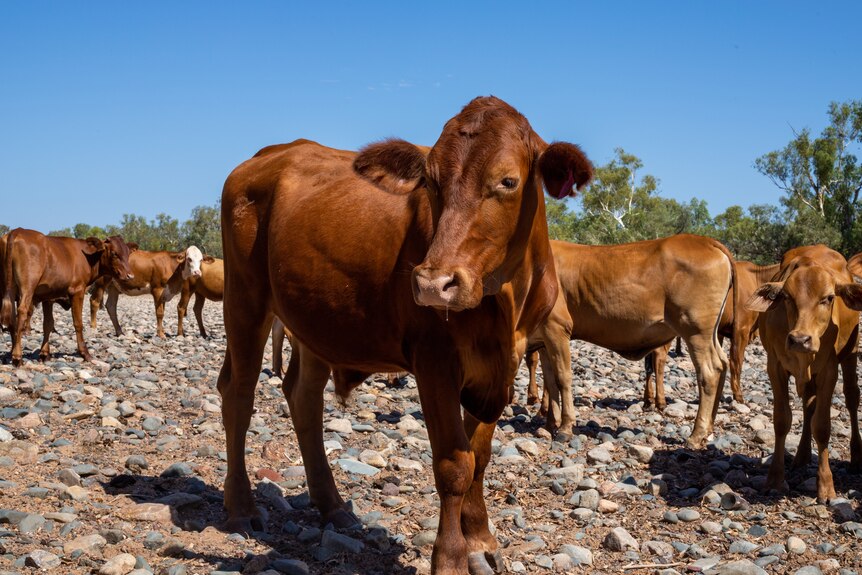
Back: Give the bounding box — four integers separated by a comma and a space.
125, 455, 149, 470
334, 459, 380, 476
99, 553, 137, 575
559, 544, 593, 565
729, 540, 760, 554
787, 536, 807, 554
25, 549, 62, 569
64, 533, 108, 556
678, 508, 701, 522
412, 530, 437, 547
705, 559, 768, 575
603, 526, 638, 551
320, 530, 364, 553
160, 462, 194, 477
270, 559, 310, 575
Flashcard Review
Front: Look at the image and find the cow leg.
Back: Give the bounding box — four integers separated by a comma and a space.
537, 348, 561, 433
412, 356, 475, 575
766, 358, 791, 493
813, 369, 838, 502
89, 284, 104, 329
654, 344, 668, 410
38, 301, 54, 361
218, 306, 271, 533
151, 287, 166, 339
281, 343, 356, 526
728, 326, 747, 404
792, 379, 815, 470
539, 335, 575, 438
525, 350, 539, 405
193, 293, 208, 337
643, 351, 656, 410
685, 333, 728, 448
70, 292, 91, 362
105, 287, 123, 336
176, 287, 191, 337
271, 320, 285, 376
841, 354, 862, 472
11, 290, 32, 366
461, 412, 502, 575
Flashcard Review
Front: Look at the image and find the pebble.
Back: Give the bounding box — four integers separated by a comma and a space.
603, 527, 638, 551
99, 553, 137, 575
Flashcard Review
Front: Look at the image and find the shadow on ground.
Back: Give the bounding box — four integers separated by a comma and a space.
101, 473, 418, 575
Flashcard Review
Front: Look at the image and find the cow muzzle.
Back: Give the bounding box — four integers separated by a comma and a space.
412, 266, 476, 311
787, 331, 817, 353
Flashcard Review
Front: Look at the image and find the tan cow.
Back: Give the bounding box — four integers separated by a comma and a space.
176, 246, 223, 337
89, 247, 189, 338
528, 235, 735, 448
1, 229, 134, 364
642, 261, 780, 409
747, 245, 862, 501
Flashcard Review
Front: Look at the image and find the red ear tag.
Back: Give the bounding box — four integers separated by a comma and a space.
554, 169, 576, 199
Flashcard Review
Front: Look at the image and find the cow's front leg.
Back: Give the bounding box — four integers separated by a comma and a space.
39, 301, 54, 361
416, 358, 473, 575
462, 412, 502, 575
70, 292, 91, 361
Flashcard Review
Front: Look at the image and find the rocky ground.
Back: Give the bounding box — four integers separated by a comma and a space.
1, 297, 861, 575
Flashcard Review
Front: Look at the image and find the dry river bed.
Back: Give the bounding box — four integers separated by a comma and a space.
1, 297, 861, 575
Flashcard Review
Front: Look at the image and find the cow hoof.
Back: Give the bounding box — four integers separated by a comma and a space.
223, 515, 265, 535
554, 430, 573, 443
467, 550, 503, 575
323, 508, 360, 529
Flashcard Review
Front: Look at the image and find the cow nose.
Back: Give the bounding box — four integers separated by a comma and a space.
413, 268, 465, 309
787, 332, 813, 351
193, 270, 202, 277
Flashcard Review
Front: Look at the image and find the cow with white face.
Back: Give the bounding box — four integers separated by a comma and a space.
182, 246, 205, 279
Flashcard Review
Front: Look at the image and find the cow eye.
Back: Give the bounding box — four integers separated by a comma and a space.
821, 294, 834, 305
498, 177, 519, 191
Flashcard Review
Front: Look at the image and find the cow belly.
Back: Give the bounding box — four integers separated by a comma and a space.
117, 282, 152, 297
160, 282, 180, 303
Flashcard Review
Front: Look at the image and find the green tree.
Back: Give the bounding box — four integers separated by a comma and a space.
153, 213, 181, 251
754, 100, 862, 254
0, 224, 9, 236
712, 204, 788, 264
181, 203, 222, 257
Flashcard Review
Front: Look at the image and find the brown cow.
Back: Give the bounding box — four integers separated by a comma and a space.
176, 247, 223, 338
218, 97, 592, 574
89, 247, 188, 338
528, 235, 735, 447
1, 228, 133, 364
747, 245, 862, 501
642, 261, 780, 409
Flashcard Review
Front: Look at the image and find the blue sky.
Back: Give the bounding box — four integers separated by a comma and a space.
1, 1, 860, 232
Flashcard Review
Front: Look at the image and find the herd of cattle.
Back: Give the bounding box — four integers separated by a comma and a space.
3, 97, 862, 574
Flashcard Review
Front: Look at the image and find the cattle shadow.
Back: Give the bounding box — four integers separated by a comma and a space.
101, 473, 418, 575
646, 446, 862, 518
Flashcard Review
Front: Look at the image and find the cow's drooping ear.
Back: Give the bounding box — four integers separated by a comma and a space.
745, 282, 785, 312
836, 283, 862, 311
83, 237, 104, 255
353, 139, 427, 195
126, 242, 139, 252
538, 142, 594, 199
175, 253, 186, 263
203, 255, 216, 264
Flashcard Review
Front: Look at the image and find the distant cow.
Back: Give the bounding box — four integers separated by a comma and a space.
642, 261, 780, 410
528, 235, 735, 448
89, 247, 191, 338
176, 247, 223, 337
747, 245, 862, 501
1, 229, 133, 364
218, 97, 593, 574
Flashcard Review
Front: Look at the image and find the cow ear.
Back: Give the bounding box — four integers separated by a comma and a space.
83, 237, 104, 255
175, 252, 186, 263
353, 139, 427, 195
203, 256, 216, 263
836, 283, 862, 311
538, 142, 594, 199
745, 282, 784, 312
126, 242, 139, 252
847, 253, 862, 281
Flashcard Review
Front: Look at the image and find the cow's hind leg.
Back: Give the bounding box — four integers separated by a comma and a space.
841, 354, 862, 472
193, 294, 207, 337
218, 301, 272, 533
685, 332, 728, 449
38, 301, 54, 361
105, 288, 123, 336
525, 350, 540, 405
281, 344, 356, 527
462, 412, 502, 575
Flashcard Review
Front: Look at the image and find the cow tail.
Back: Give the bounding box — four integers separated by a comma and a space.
715, 240, 737, 384
1, 232, 18, 329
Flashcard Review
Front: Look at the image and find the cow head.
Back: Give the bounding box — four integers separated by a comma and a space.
353, 96, 593, 311
182, 246, 204, 279
85, 236, 134, 281
746, 257, 862, 353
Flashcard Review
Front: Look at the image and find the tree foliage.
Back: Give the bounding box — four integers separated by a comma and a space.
43, 202, 222, 256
